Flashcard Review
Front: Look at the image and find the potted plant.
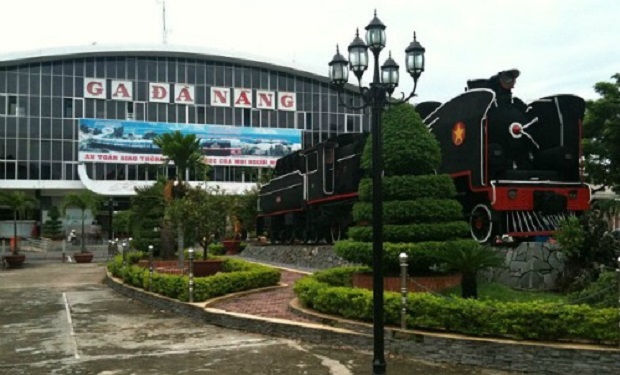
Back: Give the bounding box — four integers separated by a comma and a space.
0, 191, 38, 268
169, 185, 227, 276
61, 190, 102, 263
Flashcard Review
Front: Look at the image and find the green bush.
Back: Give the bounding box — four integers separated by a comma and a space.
360, 104, 441, 176
358, 175, 456, 202
352, 198, 464, 224
348, 222, 470, 243
108, 255, 281, 302
334, 239, 477, 275
569, 271, 619, 308
294, 269, 620, 343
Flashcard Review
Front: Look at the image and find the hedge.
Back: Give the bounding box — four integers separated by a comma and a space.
352, 198, 464, 224
348, 221, 470, 243
334, 239, 479, 275
358, 175, 457, 202
293, 267, 620, 344
107, 255, 281, 302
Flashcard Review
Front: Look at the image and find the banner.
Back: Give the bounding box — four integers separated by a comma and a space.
78, 119, 302, 167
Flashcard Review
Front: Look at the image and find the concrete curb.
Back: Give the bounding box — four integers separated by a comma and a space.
104, 270, 620, 374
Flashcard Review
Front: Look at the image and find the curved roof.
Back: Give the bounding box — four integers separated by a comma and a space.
0, 43, 359, 91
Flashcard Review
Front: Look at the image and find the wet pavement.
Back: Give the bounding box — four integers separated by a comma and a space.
0, 261, 513, 374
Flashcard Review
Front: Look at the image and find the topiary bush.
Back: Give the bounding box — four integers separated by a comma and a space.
337, 104, 479, 275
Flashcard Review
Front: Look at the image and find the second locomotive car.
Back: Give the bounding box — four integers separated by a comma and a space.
256, 132, 367, 243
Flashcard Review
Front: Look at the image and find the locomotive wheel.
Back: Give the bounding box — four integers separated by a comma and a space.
469, 204, 495, 243
303, 228, 319, 244
330, 220, 342, 243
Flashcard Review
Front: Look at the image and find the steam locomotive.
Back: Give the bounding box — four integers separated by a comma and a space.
256, 69, 591, 243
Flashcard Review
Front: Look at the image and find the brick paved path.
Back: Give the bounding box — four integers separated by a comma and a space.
208, 270, 313, 323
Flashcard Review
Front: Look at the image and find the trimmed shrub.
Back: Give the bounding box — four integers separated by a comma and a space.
107, 255, 281, 302
358, 175, 456, 202
352, 198, 465, 224
334, 239, 476, 275
360, 104, 441, 176
348, 222, 470, 244
293, 270, 620, 343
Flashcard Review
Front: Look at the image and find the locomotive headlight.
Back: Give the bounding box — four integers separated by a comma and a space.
508, 189, 518, 200
569, 190, 578, 199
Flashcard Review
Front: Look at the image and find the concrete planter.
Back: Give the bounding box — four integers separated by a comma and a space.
74, 252, 94, 263
193, 259, 224, 277
352, 272, 461, 293
3, 253, 26, 268
223, 240, 241, 255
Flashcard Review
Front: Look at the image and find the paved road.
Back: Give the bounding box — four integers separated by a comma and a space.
0, 262, 510, 374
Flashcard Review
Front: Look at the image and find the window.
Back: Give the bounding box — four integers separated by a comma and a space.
126, 102, 134, 120
306, 151, 318, 172
63, 98, 73, 118
345, 114, 362, 133
7, 96, 16, 115
243, 109, 251, 126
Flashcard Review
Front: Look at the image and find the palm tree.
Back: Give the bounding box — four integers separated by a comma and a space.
0, 191, 38, 254
437, 243, 505, 299
153, 131, 206, 262
153, 131, 205, 186
61, 190, 102, 253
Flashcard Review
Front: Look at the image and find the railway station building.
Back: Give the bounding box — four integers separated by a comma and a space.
0, 44, 366, 238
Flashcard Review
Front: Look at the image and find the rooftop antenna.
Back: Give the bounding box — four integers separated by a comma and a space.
162, 0, 168, 44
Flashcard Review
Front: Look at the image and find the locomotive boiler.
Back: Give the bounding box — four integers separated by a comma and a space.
417, 69, 591, 242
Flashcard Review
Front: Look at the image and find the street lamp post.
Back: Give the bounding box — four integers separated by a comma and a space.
328, 10, 425, 375
106, 198, 118, 241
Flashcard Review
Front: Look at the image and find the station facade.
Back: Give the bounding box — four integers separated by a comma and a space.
0, 45, 367, 236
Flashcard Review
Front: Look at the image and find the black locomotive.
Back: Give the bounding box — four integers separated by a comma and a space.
256, 69, 591, 243
418, 69, 590, 242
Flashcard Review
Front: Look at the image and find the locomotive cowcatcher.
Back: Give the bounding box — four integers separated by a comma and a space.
416, 69, 591, 242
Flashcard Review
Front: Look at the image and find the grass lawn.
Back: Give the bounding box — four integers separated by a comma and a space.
441, 282, 567, 303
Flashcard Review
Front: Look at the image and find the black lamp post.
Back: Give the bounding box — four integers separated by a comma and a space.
106, 198, 118, 241
329, 10, 425, 375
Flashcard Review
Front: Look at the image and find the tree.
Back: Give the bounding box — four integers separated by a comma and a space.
153, 131, 206, 187
582, 73, 620, 191
435, 243, 504, 299
555, 209, 620, 292
130, 181, 166, 257
336, 104, 484, 296
0, 191, 38, 254
167, 185, 228, 260
42, 206, 64, 240
153, 131, 207, 262
61, 190, 102, 253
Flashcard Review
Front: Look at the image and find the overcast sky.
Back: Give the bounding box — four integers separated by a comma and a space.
0, 0, 617, 104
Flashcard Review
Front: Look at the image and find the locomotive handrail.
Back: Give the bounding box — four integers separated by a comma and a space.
258, 183, 303, 196
491, 180, 589, 186
337, 153, 361, 163
261, 170, 303, 185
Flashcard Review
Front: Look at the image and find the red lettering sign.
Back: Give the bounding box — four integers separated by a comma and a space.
256, 90, 275, 110
278, 92, 296, 111
234, 89, 252, 108
111, 80, 133, 101
175, 85, 195, 104
84, 78, 106, 99
211, 87, 230, 107
149, 83, 169, 103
